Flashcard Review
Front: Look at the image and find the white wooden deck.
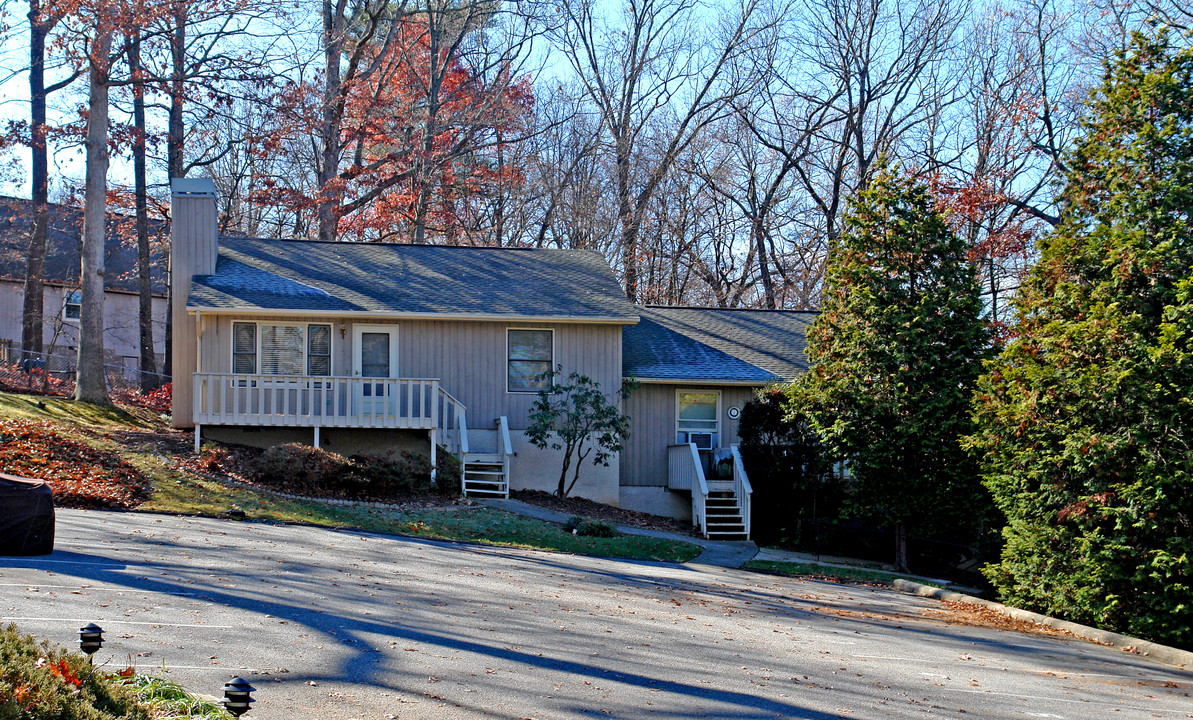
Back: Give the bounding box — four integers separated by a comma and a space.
192, 373, 465, 433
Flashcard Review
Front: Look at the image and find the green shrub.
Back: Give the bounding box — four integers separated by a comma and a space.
248, 443, 358, 495
0, 624, 150, 720
249, 443, 452, 500
564, 516, 617, 538
350, 451, 433, 495
434, 448, 462, 495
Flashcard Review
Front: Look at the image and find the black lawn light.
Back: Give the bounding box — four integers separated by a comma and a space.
78, 623, 104, 661
222, 676, 256, 718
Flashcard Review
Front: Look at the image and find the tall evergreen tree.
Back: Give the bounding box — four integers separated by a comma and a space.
799, 166, 991, 572
970, 29, 1193, 649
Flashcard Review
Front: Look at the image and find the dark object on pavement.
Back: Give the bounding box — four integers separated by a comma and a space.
0, 473, 55, 555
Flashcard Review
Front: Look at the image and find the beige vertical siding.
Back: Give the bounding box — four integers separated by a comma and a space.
194, 315, 623, 431
170, 191, 218, 428
620, 382, 763, 487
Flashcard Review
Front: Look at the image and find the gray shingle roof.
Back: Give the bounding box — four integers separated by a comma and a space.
0, 196, 168, 294
623, 306, 814, 383
187, 237, 638, 321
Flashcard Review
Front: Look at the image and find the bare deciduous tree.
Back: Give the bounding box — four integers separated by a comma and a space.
548, 0, 770, 301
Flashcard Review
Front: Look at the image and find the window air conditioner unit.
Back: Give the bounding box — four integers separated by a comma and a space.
688, 432, 714, 450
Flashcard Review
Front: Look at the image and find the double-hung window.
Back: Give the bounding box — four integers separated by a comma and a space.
507, 329, 553, 392
232, 322, 332, 377
676, 390, 719, 446
63, 290, 82, 321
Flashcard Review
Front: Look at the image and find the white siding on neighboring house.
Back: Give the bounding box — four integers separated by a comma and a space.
0, 279, 167, 367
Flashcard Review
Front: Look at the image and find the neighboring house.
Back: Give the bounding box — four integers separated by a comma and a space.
0, 197, 169, 375
172, 179, 812, 538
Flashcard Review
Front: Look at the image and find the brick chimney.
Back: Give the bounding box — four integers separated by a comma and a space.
170, 178, 218, 429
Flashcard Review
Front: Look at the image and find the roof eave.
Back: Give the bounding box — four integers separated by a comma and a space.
624, 376, 782, 386
187, 305, 640, 325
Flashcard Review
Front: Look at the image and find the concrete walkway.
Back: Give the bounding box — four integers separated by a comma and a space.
477, 497, 759, 568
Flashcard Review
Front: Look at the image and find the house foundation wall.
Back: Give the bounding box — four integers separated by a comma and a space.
619, 486, 693, 523
509, 434, 620, 506
201, 425, 430, 457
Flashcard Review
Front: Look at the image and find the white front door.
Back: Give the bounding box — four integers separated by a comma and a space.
352, 325, 399, 416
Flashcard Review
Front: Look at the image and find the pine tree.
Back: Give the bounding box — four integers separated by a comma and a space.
800, 166, 991, 571
970, 29, 1193, 649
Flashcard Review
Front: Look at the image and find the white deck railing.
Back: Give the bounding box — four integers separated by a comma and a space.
730, 445, 753, 539
668, 443, 709, 533
194, 373, 452, 430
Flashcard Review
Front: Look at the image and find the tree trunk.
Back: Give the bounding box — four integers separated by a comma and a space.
318, 0, 344, 243
163, 1, 187, 383
75, 28, 113, 406
615, 148, 637, 302
894, 522, 909, 573
129, 33, 158, 390
556, 448, 573, 498
751, 214, 776, 309
21, 0, 49, 368
167, 2, 186, 179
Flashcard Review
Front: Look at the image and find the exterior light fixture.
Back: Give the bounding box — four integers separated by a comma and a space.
78, 623, 104, 661
222, 676, 256, 717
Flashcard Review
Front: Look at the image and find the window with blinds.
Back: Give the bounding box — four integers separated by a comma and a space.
260, 325, 304, 375
307, 325, 331, 376
231, 323, 332, 376
233, 323, 256, 373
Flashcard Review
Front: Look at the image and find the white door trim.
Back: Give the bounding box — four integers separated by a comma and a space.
351, 324, 399, 378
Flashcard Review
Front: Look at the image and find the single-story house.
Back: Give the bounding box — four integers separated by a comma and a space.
171, 179, 813, 538
0, 196, 169, 375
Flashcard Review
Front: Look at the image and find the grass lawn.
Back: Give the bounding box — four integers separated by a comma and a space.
0, 390, 700, 563
745, 559, 945, 587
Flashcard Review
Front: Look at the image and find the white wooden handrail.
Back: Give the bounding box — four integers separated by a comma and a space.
497, 416, 513, 457
457, 411, 470, 454
730, 445, 753, 539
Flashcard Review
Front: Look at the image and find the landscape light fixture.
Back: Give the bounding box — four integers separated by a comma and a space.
222, 676, 256, 718
78, 623, 104, 662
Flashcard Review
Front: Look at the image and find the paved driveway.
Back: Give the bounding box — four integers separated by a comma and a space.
2, 510, 1190, 720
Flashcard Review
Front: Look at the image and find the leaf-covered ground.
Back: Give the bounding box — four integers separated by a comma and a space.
0, 419, 151, 509
0, 390, 701, 562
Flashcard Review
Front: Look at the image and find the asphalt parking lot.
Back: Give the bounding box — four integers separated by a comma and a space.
2, 509, 1191, 719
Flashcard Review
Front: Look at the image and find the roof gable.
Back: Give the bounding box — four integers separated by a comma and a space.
188, 237, 638, 322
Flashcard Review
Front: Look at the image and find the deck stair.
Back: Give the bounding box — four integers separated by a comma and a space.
703, 486, 748, 539
461, 416, 512, 498
462, 454, 509, 497
667, 443, 753, 540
